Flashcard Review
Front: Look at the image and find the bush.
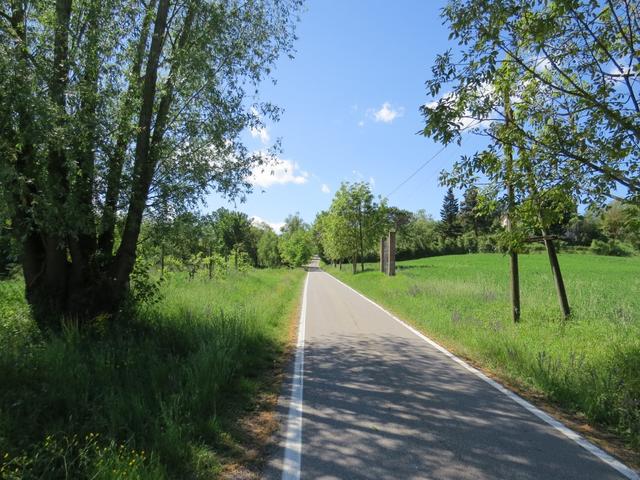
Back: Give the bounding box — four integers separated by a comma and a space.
590, 239, 635, 257
477, 234, 499, 253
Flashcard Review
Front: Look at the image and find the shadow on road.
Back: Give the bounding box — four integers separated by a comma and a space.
295, 333, 623, 480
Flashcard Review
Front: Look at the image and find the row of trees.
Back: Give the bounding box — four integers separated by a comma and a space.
313, 182, 388, 273
433, 186, 640, 256
1, 208, 315, 279
310, 182, 639, 276
137, 209, 313, 276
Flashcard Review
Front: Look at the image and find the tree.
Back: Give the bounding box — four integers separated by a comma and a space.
439, 187, 462, 239
279, 229, 313, 267
317, 209, 353, 269
0, 0, 301, 326
396, 210, 439, 259
215, 209, 254, 271
257, 227, 281, 268
325, 182, 387, 273
278, 215, 312, 267
564, 212, 603, 246
602, 201, 627, 241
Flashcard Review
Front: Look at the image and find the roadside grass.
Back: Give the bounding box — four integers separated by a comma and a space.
328, 253, 640, 450
0, 268, 304, 479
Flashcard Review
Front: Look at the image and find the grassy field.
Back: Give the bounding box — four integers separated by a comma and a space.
328, 253, 640, 450
0, 268, 304, 479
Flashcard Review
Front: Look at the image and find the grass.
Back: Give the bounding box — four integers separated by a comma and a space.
0, 268, 304, 479
328, 253, 640, 451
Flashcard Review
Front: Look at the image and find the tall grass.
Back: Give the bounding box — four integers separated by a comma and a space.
329, 253, 640, 449
0, 268, 304, 479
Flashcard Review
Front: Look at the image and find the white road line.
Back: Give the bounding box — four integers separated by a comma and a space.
281, 272, 309, 480
324, 271, 639, 480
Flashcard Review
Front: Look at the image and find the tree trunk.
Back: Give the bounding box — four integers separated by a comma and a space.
98, 0, 157, 257
112, 0, 170, 294
160, 243, 165, 278
208, 244, 213, 279
352, 254, 357, 274
509, 250, 521, 323
503, 89, 521, 323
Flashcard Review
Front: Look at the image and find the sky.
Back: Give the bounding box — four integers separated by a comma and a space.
205, 0, 482, 232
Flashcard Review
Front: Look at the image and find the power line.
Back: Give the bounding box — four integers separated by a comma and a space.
384, 144, 447, 199
384, 121, 480, 199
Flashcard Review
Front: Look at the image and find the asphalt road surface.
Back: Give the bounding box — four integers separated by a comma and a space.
266, 260, 636, 480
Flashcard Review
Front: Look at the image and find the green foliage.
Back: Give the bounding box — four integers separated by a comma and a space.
257, 228, 281, 268
329, 253, 640, 448
589, 239, 635, 257
0, 0, 302, 321
316, 182, 388, 270
0, 269, 304, 478
438, 187, 462, 239
423, 0, 640, 201
278, 216, 313, 267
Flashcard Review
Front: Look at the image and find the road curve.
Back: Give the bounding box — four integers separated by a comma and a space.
266, 263, 636, 480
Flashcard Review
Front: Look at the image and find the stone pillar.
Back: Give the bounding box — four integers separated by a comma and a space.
380, 237, 387, 273
387, 230, 396, 276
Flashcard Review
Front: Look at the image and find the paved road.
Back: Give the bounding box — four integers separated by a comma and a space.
266, 262, 635, 479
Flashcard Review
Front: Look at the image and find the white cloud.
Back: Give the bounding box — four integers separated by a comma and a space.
369, 177, 376, 187
251, 215, 285, 233
357, 120, 365, 127
249, 158, 309, 188
373, 102, 403, 123
321, 183, 330, 194
250, 126, 270, 144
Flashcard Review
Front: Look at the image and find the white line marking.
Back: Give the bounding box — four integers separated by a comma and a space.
281, 272, 309, 480
323, 271, 639, 480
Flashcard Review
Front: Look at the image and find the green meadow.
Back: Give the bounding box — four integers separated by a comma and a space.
0, 269, 304, 479
329, 253, 640, 449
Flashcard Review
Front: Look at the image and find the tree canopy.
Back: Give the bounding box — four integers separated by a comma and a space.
0, 0, 302, 325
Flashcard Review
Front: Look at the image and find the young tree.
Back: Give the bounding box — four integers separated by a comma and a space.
0, 0, 301, 326
422, 0, 640, 200
328, 182, 387, 273
317, 210, 353, 269
215, 208, 253, 271
279, 229, 313, 267
439, 187, 462, 239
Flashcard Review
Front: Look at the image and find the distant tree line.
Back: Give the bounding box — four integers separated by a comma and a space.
394, 187, 640, 260
0, 208, 314, 280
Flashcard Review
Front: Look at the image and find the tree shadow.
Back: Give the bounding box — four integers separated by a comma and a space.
269, 331, 629, 479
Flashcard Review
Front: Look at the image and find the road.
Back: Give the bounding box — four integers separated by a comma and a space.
266, 260, 636, 480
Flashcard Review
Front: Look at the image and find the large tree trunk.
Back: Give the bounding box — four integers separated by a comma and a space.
112, 0, 170, 296
98, 0, 157, 257
19, 0, 172, 327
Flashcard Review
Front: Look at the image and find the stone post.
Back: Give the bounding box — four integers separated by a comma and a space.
387, 230, 396, 276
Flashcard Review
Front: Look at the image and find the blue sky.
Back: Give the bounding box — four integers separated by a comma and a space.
206, 0, 481, 231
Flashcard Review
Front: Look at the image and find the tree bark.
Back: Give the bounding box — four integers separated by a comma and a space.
113, 0, 170, 293
503, 90, 521, 323
99, 0, 157, 257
